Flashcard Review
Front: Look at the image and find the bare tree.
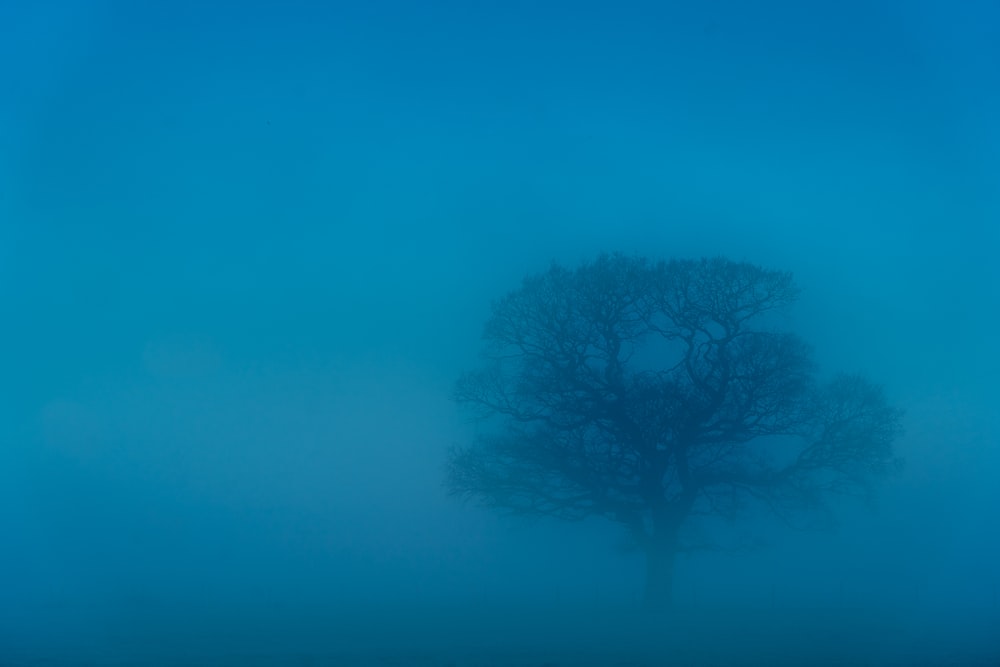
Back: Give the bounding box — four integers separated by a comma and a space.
447, 254, 903, 611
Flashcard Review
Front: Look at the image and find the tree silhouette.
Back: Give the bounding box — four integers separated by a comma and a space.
447, 254, 903, 611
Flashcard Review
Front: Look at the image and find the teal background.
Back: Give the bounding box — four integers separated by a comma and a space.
2, 1, 998, 663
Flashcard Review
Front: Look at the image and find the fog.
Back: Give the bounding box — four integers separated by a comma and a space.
2, 1, 998, 664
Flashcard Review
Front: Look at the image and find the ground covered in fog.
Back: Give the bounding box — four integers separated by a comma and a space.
5, 600, 998, 666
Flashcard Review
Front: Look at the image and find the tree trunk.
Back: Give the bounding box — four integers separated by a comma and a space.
642, 543, 677, 613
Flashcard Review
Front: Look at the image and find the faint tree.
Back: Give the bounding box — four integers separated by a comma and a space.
447, 254, 903, 612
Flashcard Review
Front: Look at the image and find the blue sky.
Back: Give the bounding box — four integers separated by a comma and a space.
2, 0, 999, 660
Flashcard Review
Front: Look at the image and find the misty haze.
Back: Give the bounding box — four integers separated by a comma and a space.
2, 2, 998, 666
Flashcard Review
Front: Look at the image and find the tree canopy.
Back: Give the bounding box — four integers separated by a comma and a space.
447, 254, 903, 610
